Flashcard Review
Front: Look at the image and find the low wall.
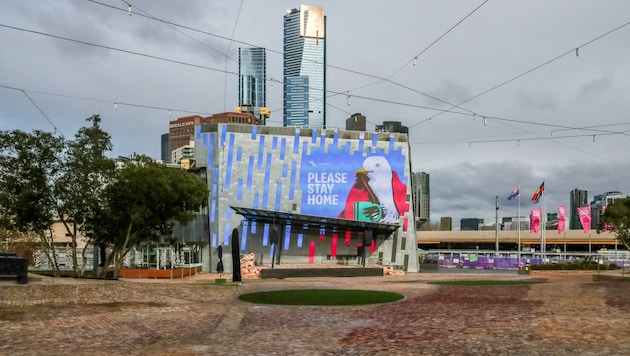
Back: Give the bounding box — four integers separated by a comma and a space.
260, 267, 383, 279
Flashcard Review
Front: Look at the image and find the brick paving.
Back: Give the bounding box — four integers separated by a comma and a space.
1, 270, 630, 355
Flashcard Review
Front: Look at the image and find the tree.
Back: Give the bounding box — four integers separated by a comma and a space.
89, 156, 209, 278
602, 197, 630, 250
0, 130, 65, 276
54, 115, 115, 277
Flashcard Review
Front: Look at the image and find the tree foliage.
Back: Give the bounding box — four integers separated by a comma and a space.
602, 197, 630, 250
89, 156, 209, 278
54, 115, 115, 276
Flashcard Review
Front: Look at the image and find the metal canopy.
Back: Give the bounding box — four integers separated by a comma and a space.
230, 206, 399, 237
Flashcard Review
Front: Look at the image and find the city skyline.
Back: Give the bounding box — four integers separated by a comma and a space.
1, 1, 630, 228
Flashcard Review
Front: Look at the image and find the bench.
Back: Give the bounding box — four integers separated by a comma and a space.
0, 254, 28, 284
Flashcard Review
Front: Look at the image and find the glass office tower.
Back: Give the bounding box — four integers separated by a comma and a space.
283, 5, 326, 129
238, 47, 267, 122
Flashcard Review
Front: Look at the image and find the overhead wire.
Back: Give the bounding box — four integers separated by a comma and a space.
3, 4, 630, 144
409, 17, 630, 129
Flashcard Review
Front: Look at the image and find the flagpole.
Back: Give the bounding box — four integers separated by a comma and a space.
542, 186, 546, 262
517, 183, 521, 267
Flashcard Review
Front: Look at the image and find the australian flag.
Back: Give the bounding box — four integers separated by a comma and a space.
507, 187, 519, 200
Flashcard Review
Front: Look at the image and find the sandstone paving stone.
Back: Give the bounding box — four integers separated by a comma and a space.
1, 270, 630, 355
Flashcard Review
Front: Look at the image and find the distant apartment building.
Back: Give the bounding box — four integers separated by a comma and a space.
460, 218, 484, 231
440, 217, 452, 231
570, 188, 588, 230
345, 113, 366, 131
283, 5, 326, 129
375, 121, 409, 134
171, 140, 195, 165
501, 216, 529, 231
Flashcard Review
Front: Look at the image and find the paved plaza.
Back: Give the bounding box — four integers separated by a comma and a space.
1, 269, 630, 355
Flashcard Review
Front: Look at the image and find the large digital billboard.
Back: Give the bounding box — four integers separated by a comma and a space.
300, 146, 409, 224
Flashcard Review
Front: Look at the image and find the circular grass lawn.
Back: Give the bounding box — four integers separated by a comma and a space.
238, 289, 405, 306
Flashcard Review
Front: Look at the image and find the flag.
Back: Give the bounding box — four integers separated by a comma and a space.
530, 208, 542, 233
531, 182, 544, 203
578, 206, 591, 233
557, 205, 566, 232
507, 187, 519, 200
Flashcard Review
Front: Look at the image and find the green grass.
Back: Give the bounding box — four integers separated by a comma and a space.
428, 280, 545, 286
238, 289, 404, 305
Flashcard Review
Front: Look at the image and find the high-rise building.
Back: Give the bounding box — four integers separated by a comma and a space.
440, 217, 452, 231
461, 218, 484, 231
412, 172, 430, 229
160, 133, 170, 163
238, 47, 267, 123
570, 188, 588, 230
283, 5, 326, 129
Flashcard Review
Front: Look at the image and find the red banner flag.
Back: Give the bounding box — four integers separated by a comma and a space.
530, 208, 542, 233
578, 206, 591, 233
558, 205, 566, 232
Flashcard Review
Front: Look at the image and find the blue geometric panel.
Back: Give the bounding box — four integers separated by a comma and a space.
289, 161, 297, 200
251, 125, 257, 140
283, 225, 291, 250
262, 153, 272, 209
297, 233, 303, 248
247, 157, 254, 190
280, 138, 286, 160
262, 224, 269, 246
237, 178, 243, 201
293, 131, 300, 155
236, 147, 242, 162
282, 164, 288, 178
220, 125, 227, 147
224, 133, 235, 189
372, 133, 377, 148
241, 227, 247, 251
274, 181, 283, 211
257, 136, 265, 170
333, 130, 339, 147
223, 223, 231, 245
272, 136, 278, 150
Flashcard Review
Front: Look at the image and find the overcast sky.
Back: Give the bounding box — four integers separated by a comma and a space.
2, 1, 630, 228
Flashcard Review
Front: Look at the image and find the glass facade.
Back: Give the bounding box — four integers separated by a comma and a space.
238, 47, 266, 122
283, 5, 326, 129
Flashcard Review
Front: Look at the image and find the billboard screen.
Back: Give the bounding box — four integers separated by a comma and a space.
300, 146, 408, 224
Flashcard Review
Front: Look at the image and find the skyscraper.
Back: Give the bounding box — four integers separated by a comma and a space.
238, 47, 267, 122
412, 172, 430, 229
283, 5, 326, 129
570, 188, 588, 230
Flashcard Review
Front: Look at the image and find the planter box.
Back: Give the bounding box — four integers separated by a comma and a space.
119, 266, 202, 279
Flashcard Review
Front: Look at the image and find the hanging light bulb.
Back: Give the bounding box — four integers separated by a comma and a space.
575, 48, 579, 57
114, 102, 117, 110
472, 113, 476, 121
413, 56, 417, 66
168, 110, 172, 116
128, 4, 132, 16
346, 91, 351, 106
518, 140, 521, 146
483, 116, 487, 126
592, 135, 596, 142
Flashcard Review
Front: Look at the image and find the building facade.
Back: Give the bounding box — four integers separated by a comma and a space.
169, 115, 214, 157
238, 47, 267, 122
189, 124, 418, 273
283, 5, 326, 129
570, 188, 588, 230
590, 191, 627, 229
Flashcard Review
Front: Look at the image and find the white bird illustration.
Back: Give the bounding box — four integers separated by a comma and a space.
362, 156, 400, 223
